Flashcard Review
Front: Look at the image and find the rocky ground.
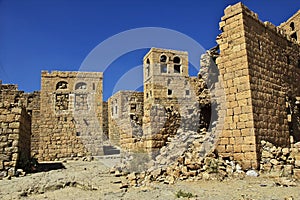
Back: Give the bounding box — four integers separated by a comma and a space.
0, 159, 299, 200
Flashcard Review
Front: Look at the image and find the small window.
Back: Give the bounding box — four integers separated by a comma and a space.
130, 104, 136, 112
291, 32, 297, 41
174, 65, 181, 73
146, 93, 149, 98
76, 132, 81, 136
75, 82, 87, 90
168, 89, 172, 96
93, 83, 95, 90
161, 64, 167, 73
173, 56, 181, 64
186, 90, 190, 96
290, 22, 295, 31
115, 105, 118, 115
258, 40, 262, 50
298, 59, 300, 68
146, 59, 150, 77
56, 81, 68, 90
287, 55, 291, 65
160, 55, 167, 62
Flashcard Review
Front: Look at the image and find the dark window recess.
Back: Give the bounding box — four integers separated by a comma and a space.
186, 90, 190, 95
76, 132, 81, 136
115, 106, 118, 114
258, 40, 262, 50
161, 64, 167, 73
93, 83, 95, 90
168, 89, 172, 96
146, 93, 149, 98
130, 114, 135, 120
160, 55, 167, 62
130, 104, 136, 111
56, 81, 68, 90
290, 22, 295, 31
174, 65, 181, 73
173, 56, 181, 64
287, 55, 291, 65
298, 59, 300, 68
291, 32, 297, 41
64, 117, 67, 122
8, 141, 12, 147
146, 58, 150, 77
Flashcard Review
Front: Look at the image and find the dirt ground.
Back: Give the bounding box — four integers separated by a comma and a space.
0, 160, 299, 200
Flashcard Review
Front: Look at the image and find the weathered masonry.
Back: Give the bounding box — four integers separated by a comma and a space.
108, 91, 144, 150
216, 3, 300, 169
31, 71, 104, 161
0, 82, 32, 177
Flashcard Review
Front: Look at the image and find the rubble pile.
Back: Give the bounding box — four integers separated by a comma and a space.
260, 140, 300, 180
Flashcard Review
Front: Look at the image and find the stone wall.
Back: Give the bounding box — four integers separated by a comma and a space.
108, 91, 144, 150
142, 48, 205, 155
216, 3, 300, 169
33, 71, 104, 161
0, 104, 31, 177
279, 10, 300, 44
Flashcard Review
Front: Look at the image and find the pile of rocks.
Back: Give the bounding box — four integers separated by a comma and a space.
260, 140, 300, 180
112, 129, 249, 187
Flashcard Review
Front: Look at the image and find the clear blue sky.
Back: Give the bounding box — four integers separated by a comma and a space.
0, 0, 299, 100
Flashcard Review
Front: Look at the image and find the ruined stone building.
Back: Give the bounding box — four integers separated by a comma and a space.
1, 2, 300, 176
31, 71, 105, 161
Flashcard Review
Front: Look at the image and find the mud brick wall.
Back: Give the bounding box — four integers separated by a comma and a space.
0, 104, 31, 176
33, 71, 104, 161
108, 91, 144, 151
216, 3, 300, 169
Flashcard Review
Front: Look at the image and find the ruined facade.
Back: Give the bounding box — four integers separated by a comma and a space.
216, 3, 300, 169
31, 71, 104, 161
0, 82, 32, 176
108, 91, 144, 150
1, 3, 300, 175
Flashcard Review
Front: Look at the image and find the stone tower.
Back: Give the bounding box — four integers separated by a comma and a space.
142, 48, 194, 154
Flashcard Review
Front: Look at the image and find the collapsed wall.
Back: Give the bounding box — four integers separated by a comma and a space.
108, 91, 144, 150
216, 3, 300, 169
0, 103, 31, 177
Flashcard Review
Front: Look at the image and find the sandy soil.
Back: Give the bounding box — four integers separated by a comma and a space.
0, 160, 299, 200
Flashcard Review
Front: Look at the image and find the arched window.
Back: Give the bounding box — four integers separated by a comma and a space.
75, 82, 87, 90
173, 56, 181, 64
290, 22, 295, 31
160, 55, 167, 63
146, 58, 150, 77
173, 56, 181, 73
56, 81, 68, 90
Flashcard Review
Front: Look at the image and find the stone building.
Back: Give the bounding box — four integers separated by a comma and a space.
31, 71, 104, 161
1, 2, 300, 176
142, 48, 200, 155
215, 3, 300, 169
108, 91, 144, 150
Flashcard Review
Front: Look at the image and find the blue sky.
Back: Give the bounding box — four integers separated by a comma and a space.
0, 0, 299, 100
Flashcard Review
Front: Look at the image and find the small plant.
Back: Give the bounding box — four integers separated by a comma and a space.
175, 189, 194, 198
